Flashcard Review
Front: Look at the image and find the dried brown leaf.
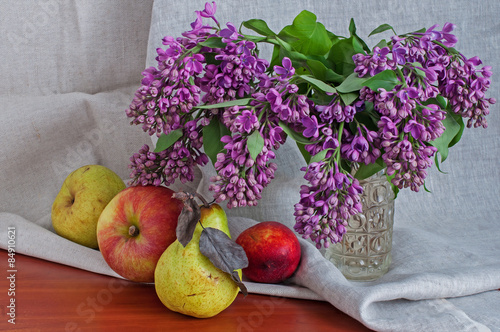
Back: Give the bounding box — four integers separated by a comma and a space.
199, 227, 249, 295
173, 192, 201, 247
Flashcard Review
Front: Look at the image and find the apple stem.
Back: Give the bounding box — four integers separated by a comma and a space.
128, 225, 140, 237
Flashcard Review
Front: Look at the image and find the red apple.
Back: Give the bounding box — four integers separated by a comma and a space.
235, 221, 301, 284
96, 185, 183, 283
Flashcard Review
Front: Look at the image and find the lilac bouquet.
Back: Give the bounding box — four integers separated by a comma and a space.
125, 2, 495, 249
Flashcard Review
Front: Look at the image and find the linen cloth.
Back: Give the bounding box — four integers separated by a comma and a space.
1, 1, 499, 331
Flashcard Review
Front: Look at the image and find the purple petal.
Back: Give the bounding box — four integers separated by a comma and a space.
442, 22, 456, 33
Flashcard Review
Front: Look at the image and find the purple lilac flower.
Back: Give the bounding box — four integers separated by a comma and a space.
385, 24, 495, 128
209, 134, 278, 208
128, 121, 209, 187
316, 96, 357, 124
127, 5, 496, 252
353, 26, 475, 193
382, 137, 437, 191
437, 55, 495, 128
197, 41, 268, 106
440, 23, 458, 47
302, 115, 321, 138
294, 161, 363, 249
125, 34, 204, 137
220, 22, 241, 41
341, 127, 381, 164
391, 43, 407, 65
211, 57, 311, 207
128, 144, 167, 187
274, 57, 295, 80
234, 109, 259, 133
353, 46, 397, 77
199, 1, 219, 26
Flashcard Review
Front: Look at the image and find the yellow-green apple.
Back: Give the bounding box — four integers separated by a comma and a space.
97, 185, 183, 283
236, 221, 301, 283
51, 164, 126, 248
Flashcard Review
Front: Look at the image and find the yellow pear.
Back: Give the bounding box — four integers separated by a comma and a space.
154, 204, 241, 318
51, 165, 126, 248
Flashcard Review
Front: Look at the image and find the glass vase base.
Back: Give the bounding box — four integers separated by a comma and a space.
325, 249, 392, 281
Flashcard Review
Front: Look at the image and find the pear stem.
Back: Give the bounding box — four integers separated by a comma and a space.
194, 192, 211, 208
128, 225, 140, 237
172, 191, 211, 208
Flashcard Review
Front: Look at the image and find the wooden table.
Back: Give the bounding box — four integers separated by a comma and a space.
0, 249, 372, 331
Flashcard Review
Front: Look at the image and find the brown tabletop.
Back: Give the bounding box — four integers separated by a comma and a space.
0, 249, 372, 331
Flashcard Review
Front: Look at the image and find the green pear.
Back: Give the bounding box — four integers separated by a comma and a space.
51, 165, 126, 248
154, 204, 241, 318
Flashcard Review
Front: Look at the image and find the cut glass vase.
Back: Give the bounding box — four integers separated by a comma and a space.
324, 169, 395, 281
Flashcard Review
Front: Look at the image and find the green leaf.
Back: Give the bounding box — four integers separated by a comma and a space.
326, 30, 341, 45
198, 37, 226, 48
269, 36, 307, 69
296, 142, 311, 164
352, 36, 367, 54
298, 74, 337, 94
307, 93, 336, 106
354, 159, 385, 180
435, 95, 447, 109
242, 19, 276, 36
309, 149, 330, 164
278, 121, 312, 145
154, 129, 183, 152
336, 72, 369, 93
408, 61, 427, 77
348, 18, 357, 36
423, 181, 432, 193
385, 173, 400, 198
247, 130, 265, 161
447, 111, 465, 148
278, 10, 333, 56
202, 117, 231, 165
242, 34, 267, 43
368, 24, 397, 37
327, 37, 357, 76
374, 39, 389, 49
196, 98, 252, 109
353, 102, 379, 131
203, 52, 218, 65
349, 18, 370, 53
269, 39, 287, 68
339, 92, 358, 106
279, 45, 308, 63
434, 154, 448, 174
429, 109, 461, 163
306, 58, 345, 84
362, 70, 400, 91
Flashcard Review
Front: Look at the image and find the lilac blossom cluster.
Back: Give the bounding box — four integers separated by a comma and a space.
125, 3, 221, 186
125, 2, 265, 188
294, 161, 363, 249
126, 2, 310, 210
209, 58, 311, 208
353, 23, 495, 192
292, 91, 382, 248
197, 40, 269, 106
